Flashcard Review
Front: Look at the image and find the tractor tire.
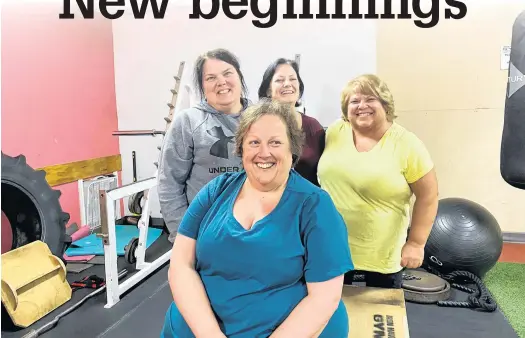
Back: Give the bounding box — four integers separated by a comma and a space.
1, 152, 70, 257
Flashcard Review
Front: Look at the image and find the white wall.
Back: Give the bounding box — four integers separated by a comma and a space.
112, 0, 377, 217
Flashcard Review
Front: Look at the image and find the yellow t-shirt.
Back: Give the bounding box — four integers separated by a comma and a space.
317, 119, 434, 274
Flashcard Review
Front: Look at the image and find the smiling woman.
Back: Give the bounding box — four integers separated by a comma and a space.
194, 50, 249, 113
162, 100, 354, 338
258, 58, 326, 187
234, 99, 303, 193
318, 74, 439, 289
157, 48, 250, 243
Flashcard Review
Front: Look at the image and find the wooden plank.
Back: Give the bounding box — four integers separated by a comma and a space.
342, 285, 409, 338
37, 154, 122, 187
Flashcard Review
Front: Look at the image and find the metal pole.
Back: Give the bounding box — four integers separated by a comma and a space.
112, 129, 165, 136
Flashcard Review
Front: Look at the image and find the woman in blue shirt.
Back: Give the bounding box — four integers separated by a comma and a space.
160, 99, 354, 338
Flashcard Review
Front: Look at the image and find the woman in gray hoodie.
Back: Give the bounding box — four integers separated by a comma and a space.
157, 48, 250, 242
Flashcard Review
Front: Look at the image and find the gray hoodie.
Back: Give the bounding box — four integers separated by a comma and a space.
157, 99, 249, 240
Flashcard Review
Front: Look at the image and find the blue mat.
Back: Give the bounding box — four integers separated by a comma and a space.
65, 225, 163, 256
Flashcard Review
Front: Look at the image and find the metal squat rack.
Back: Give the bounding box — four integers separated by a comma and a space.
97, 61, 185, 309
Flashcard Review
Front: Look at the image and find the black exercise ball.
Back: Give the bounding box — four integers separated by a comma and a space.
424, 197, 503, 278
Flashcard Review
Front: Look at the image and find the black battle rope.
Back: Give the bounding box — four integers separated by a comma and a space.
423, 265, 498, 312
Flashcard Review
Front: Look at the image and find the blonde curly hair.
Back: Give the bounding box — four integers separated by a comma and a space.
340, 74, 397, 122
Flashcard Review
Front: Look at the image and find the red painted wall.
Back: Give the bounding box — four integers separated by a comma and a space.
1, 2, 120, 227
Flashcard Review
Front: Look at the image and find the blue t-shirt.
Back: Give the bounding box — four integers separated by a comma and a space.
161, 170, 354, 338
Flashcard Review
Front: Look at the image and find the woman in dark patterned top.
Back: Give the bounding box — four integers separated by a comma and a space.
257, 58, 326, 186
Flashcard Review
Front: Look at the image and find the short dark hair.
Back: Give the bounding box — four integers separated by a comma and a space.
235, 99, 305, 167
193, 48, 248, 100
257, 58, 305, 107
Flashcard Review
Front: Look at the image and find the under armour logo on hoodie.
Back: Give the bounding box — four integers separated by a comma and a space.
207, 126, 234, 159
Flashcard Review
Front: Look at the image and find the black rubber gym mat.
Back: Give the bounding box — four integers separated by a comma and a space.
1, 231, 173, 338
406, 288, 519, 338
98, 274, 520, 338
96, 267, 171, 338
2, 231, 519, 338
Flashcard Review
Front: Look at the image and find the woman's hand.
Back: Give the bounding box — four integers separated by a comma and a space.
268, 276, 343, 338
400, 241, 425, 268
404, 168, 439, 269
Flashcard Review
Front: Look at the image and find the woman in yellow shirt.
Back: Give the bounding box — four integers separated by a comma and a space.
317, 74, 439, 288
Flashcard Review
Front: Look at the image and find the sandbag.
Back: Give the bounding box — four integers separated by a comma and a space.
501, 10, 525, 190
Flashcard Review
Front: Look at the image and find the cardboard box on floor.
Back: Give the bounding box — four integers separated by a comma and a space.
342, 285, 410, 338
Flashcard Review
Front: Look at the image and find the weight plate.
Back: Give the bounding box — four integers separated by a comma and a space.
402, 269, 447, 292
128, 191, 144, 215
128, 193, 137, 214
403, 280, 451, 304
125, 237, 139, 264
